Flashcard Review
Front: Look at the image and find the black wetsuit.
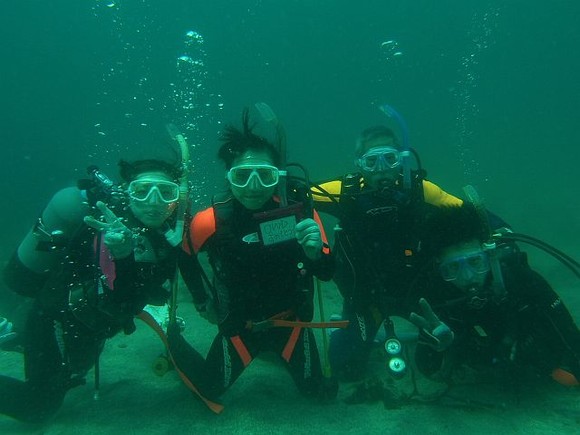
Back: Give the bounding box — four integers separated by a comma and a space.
171, 195, 335, 401
410, 248, 580, 385
1, 212, 178, 423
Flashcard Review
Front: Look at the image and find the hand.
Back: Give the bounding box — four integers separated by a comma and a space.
84, 201, 134, 259
295, 218, 323, 260
409, 298, 454, 352
0, 317, 17, 346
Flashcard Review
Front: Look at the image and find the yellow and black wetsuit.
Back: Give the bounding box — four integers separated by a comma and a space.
311, 172, 463, 380
311, 176, 463, 212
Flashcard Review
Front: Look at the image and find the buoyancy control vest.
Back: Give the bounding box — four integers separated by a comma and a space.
333, 170, 437, 313
30, 171, 177, 337
200, 192, 315, 335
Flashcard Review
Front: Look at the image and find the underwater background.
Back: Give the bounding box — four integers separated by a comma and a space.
0, 1, 578, 308
0, 2, 579, 433
0, 0, 580, 302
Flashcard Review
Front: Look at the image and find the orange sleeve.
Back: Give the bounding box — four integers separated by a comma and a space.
313, 209, 330, 254
182, 207, 216, 255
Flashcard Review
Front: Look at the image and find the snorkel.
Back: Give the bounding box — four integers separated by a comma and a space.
164, 123, 190, 247
379, 104, 412, 190
255, 102, 288, 207
163, 123, 190, 331
463, 185, 506, 302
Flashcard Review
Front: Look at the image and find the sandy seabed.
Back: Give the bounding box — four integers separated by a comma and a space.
1, 279, 578, 435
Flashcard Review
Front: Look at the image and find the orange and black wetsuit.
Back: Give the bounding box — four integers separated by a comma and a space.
311, 172, 465, 380
171, 194, 335, 401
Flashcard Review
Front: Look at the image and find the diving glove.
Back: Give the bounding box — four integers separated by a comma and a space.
84, 201, 134, 259
409, 298, 454, 352
295, 218, 323, 260
0, 317, 17, 346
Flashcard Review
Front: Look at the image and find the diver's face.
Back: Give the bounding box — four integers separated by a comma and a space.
437, 240, 490, 292
128, 171, 178, 228
228, 150, 278, 210
358, 137, 401, 190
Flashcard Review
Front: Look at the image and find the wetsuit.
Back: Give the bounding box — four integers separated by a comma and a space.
0, 186, 179, 423
410, 248, 580, 386
171, 193, 334, 401
312, 173, 464, 380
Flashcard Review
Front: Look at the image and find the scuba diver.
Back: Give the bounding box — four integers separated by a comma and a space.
311, 105, 510, 382
169, 108, 339, 407
408, 203, 580, 388
0, 152, 191, 423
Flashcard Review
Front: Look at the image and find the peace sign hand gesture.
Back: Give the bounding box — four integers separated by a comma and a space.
409, 298, 454, 352
84, 201, 134, 259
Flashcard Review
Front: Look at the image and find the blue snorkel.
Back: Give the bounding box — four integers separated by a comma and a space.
379, 104, 412, 191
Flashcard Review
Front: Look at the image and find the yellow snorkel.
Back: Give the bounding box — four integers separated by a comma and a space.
165, 123, 190, 327
164, 123, 190, 248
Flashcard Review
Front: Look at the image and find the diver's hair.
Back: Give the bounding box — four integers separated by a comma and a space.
355, 125, 399, 157
118, 159, 183, 183
217, 107, 281, 169
422, 203, 489, 256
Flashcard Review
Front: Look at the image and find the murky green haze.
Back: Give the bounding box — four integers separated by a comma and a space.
0, 0, 578, 300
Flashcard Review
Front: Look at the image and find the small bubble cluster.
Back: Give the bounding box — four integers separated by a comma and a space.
453, 7, 501, 184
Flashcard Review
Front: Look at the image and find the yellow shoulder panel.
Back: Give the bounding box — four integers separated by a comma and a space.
422, 180, 463, 207
312, 180, 343, 203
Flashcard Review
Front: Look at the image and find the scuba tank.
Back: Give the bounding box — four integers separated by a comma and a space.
16, 166, 121, 276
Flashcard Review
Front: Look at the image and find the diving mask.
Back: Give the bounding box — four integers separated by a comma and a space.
128, 179, 180, 203
439, 250, 490, 282
227, 164, 282, 188
356, 146, 402, 172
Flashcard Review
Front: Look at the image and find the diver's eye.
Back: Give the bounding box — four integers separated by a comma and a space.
446, 261, 461, 274
466, 253, 489, 273
384, 153, 399, 166
255, 168, 277, 185
232, 168, 253, 185
365, 155, 379, 167
440, 260, 461, 280
467, 256, 483, 268
157, 185, 173, 197
132, 186, 151, 199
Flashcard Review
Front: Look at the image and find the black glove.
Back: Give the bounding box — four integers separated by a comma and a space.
409, 298, 454, 352
0, 317, 17, 347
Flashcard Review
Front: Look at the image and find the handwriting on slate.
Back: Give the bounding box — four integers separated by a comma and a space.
260, 215, 297, 246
